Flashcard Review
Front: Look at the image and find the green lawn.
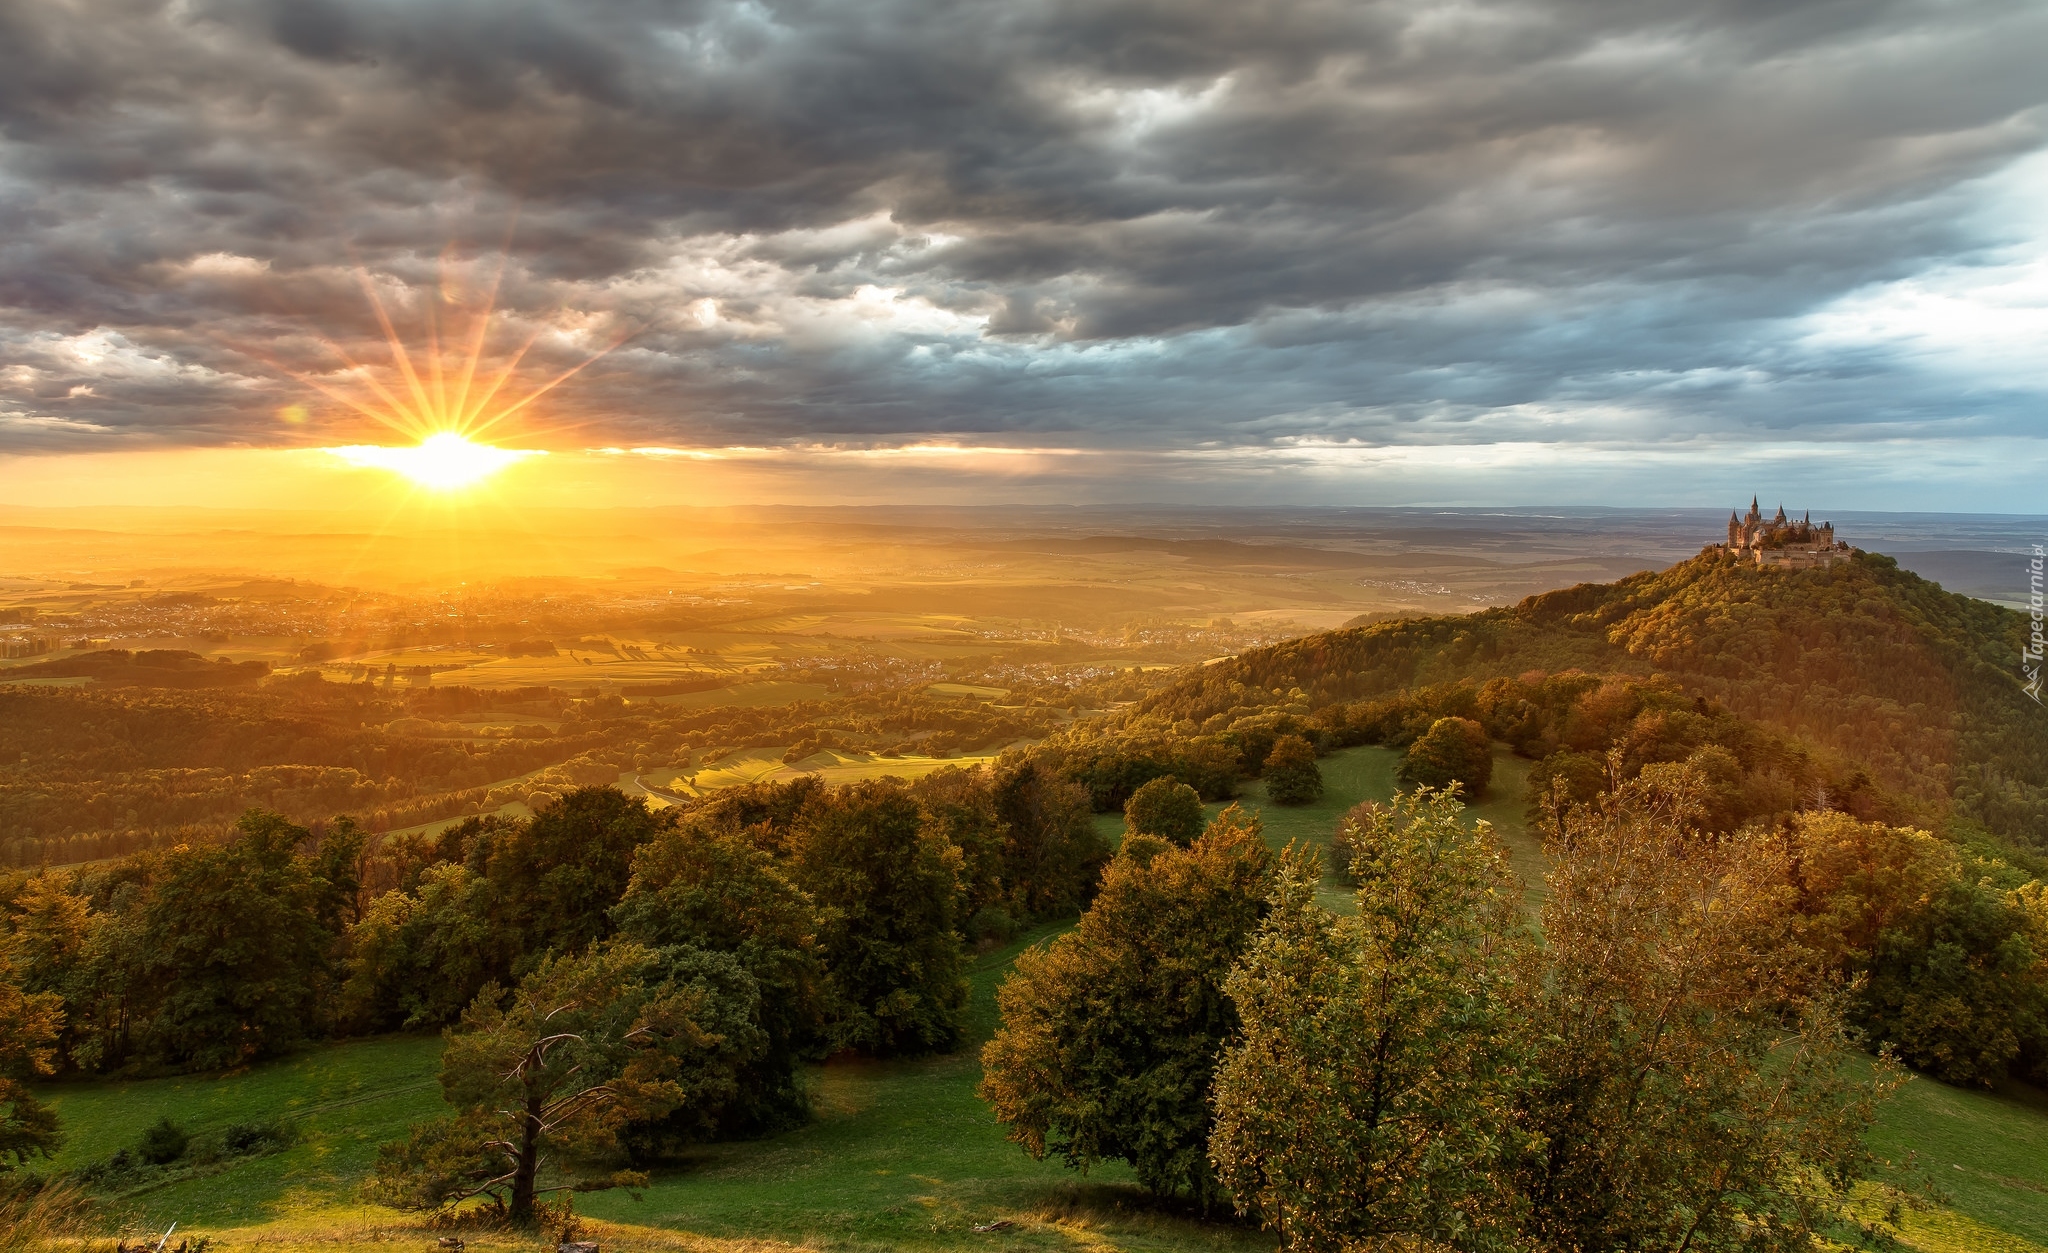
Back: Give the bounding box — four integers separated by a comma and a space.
39, 1033, 444, 1231
1865, 1065, 2048, 1250
31, 931, 1264, 1253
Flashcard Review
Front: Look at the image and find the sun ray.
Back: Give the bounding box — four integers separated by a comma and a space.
356, 269, 440, 431
467, 331, 630, 437
263, 238, 625, 494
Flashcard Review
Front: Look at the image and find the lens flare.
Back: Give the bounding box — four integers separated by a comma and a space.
327, 431, 545, 490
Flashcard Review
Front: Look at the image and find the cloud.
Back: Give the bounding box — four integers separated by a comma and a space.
0, 0, 2045, 501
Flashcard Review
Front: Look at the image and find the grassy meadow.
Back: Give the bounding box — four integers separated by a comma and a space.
27, 743, 2048, 1253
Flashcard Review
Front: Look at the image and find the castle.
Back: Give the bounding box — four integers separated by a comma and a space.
1716, 497, 1851, 569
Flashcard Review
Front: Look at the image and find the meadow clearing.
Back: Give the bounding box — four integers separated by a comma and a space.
31, 746, 2048, 1253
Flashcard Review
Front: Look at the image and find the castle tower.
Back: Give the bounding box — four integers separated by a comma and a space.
1728, 510, 1742, 547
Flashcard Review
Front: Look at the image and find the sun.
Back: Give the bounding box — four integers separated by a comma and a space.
272, 249, 625, 494
328, 431, 545, 491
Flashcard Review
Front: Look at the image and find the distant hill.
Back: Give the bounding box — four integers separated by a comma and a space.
1139, 550, 2044, 846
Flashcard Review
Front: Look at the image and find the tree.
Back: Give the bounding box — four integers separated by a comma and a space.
988, 756, 1108, 918
1781, 811, 2048, 1087
1210, 788, 1524, 1250
1262, 734, 1323, 806
1859, 875, 2048, 1087
140, 811, 338, 1069
0, 946, 63, 1170
337, 861, 500, 1033
610, 819, 832, 1137
1509, 794, 1900, 1253
787, 779, 969, 1055
1123, 776, 1205, 847
372, 941, 759, 1226
1400, 717, 1492, 796
5, 871, 93, 1070
468, 787, 673, 963
979, 806, 1273, 1206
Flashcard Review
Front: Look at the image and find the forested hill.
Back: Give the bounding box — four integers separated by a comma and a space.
1138, 549, 2044, 845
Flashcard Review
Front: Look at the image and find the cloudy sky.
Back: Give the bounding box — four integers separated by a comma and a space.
2, 0, 2046, 508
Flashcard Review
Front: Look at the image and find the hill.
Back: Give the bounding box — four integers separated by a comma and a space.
1138, 549, 2043, 847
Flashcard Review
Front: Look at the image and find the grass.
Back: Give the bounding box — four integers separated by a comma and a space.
687, 747, 1009, 794
927, 682, 1010, 700
1863, 1065, 2048, 1250
38, 1034, 443, 1234
1189, 743, 1542, 914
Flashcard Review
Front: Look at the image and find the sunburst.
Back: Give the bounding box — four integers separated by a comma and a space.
277, 253, 622, 492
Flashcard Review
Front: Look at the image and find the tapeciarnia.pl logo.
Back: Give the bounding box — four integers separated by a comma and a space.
2026, 544, 2045, 704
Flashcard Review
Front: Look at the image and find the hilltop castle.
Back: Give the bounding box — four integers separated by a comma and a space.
1716, 497, 1851, 569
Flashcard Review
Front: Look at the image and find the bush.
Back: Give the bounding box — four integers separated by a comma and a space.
1328, 800, 1385, 887
1399, 717, 1492, 796
1263, 735, 1323, 806
137, 1118, 189, 1166
219, 1120, 298, 1156
1124, 777, 1205, 847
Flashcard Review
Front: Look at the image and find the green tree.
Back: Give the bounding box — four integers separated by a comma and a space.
1210, 788, 1524, 1250
1859, 875, 2048, 1087
5, 871, 94, 1071
1400, 717, 1493, 796
980, 806, 1273, 1206
337, 861, 499, 1033
372, 941, 758, 1226
468, 786, 673, 962
1123, 776, 1205, 847
788, 780, 969, 1055
1510, 795, 1899, 1253
1262, 734, 1323, 806
611, 819, 832, 1137
1327, 799, 1384, 887
988, 756, 1108, 919
140, 811, 338, 1069
0, 945, 63, 1169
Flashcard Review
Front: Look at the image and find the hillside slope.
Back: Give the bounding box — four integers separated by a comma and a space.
1140, 549, 2042, 845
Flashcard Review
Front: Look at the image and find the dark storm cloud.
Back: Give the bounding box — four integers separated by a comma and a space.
1, 0, 2044, 462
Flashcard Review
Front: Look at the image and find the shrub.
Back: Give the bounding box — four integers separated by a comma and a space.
1263, 735, 1323, 806
136, 1118, 189, 1167
1399, 717, 1492, 796
1327, 800, 1385, 887
1123, 777, 1205, 847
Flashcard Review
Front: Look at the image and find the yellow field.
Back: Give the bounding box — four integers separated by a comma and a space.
926, 681, 1009, 699
679, 747, 1008, 795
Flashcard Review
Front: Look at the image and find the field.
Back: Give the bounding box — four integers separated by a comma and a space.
31, 742, 2048, 1252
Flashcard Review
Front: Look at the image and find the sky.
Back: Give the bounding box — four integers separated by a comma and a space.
2, 0, 2046, 510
